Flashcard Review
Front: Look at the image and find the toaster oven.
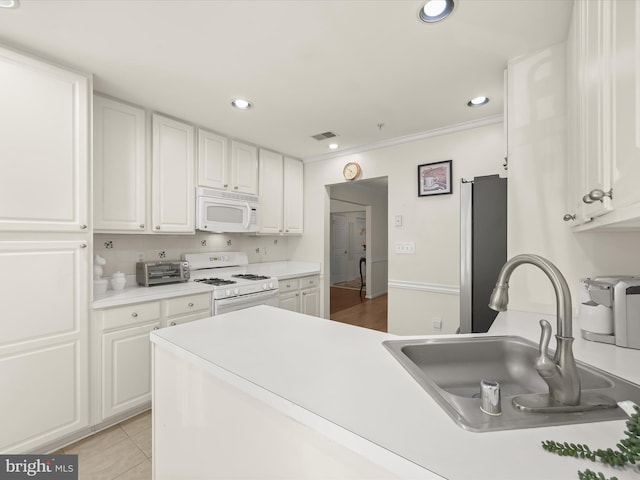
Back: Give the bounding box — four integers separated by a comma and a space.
136, 260, 190, 286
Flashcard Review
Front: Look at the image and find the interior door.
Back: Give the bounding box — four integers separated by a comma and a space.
330, 213, 348, 284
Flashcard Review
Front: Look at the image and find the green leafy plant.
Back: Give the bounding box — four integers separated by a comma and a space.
542, 405, 640, 480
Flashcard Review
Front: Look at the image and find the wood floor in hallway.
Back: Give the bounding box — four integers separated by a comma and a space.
329, 286, 387, 332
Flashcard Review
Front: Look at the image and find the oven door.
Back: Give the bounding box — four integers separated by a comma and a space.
214, 290, 279, 316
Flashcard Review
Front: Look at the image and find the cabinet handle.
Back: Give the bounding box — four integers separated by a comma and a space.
80, 224, 87, 230
131, 312, 138, 317
286, 284, 291, 288
153, 326, 160, 330
170, 321, 176, 326
582, 188, 612, 204
155, 225, 161, 230
295, 293, 299, 297
188, 302, 194, 307
285, 229, 289, 233
234, 186, 239, 190
140, 224, 145, 229
302, 292, 307, 296
80, 243, 87, 248
563, 214, 576, 222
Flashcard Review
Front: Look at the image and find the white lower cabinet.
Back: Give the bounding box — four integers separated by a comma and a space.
93, 292, 211, 424
0, 241, 90, 453
278, 276, 319, 317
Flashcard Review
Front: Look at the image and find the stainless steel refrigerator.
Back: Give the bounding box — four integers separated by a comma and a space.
459, 175, 507, 333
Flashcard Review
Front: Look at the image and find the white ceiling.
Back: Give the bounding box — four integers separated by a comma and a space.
0, 0, 573, 161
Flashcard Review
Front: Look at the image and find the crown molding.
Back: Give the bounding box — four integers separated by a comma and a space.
303, 114, 503, 163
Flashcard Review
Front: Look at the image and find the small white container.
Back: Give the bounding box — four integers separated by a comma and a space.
110, 271, 127, 291
580, 302, 614, 334
94, 278, 108, 296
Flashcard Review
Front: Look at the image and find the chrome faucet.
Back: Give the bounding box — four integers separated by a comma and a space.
488, 254, 581, 406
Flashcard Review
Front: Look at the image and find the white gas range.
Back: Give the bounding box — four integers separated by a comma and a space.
182, 251, 279, 315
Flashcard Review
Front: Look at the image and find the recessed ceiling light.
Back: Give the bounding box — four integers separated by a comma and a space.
0, 0, 19, 8
418, 0, 454, 23
328, 143, 339, 150
231, 98, 252, 110
467, 96, 490, 107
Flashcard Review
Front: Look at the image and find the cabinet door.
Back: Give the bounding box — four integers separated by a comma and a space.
230, 141, 258, 195
300, 287, 320, 317
611, 0, 640, 210
259, 149, 284, 234
198, 129, 229, 190
0, 241, 89, 452
283, 157, 304, 234
94, 95, 147, 232
101, 321, 160, 419
152, 114, 195, 233
581, 0, 614, 220
278, 291, 299, 312
0, 46, 89, 232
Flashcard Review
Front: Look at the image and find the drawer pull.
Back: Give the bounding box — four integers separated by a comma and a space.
188, 302, 194, 307
153, 326, 160, 330
170, 321, 176, 326
131, 312, 138, 318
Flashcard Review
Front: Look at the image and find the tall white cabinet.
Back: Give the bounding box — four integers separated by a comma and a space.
0, 45, 91, 453
259, 149, 304, 235
566, 0, 640, 230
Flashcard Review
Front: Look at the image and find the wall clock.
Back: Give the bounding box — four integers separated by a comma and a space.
343, 161, 361, 181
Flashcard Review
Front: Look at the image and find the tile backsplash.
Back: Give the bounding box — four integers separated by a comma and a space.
93, 232, 290, 277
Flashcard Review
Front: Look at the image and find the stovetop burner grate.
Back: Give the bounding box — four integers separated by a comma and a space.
194, 278, 237, 286
232, 274, 271, 281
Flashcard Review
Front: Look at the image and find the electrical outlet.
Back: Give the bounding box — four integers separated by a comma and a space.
394, 241, 415, 254
136, 252, 145, 262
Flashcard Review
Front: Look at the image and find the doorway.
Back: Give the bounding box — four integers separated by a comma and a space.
327, 177, 388, 331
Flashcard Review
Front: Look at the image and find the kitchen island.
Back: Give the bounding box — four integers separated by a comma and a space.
150, 306, 640, 479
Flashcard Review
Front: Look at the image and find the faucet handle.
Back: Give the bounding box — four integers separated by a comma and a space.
536, 319, 558, 378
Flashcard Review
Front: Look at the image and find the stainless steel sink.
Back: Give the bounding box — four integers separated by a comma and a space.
383, 336, 640, 432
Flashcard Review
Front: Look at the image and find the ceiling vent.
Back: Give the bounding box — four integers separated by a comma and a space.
311, 131, 337, 141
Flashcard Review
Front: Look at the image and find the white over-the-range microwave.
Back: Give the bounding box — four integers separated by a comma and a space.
196, 187, 260, 233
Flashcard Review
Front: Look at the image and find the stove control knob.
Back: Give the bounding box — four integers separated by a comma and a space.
262, 283, 268, 290
225, 289, 231, 297
233, 288, 239, 296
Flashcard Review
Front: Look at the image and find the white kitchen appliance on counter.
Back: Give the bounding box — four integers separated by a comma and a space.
580, 276, 640, 349
183, 251, 279, 315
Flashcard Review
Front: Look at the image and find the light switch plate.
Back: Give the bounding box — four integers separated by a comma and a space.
394, 215, 403, 227
394, 242, 415, 254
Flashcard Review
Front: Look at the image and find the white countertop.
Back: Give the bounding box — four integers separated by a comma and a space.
93, 261, 320, 309
150, 306, 640, 480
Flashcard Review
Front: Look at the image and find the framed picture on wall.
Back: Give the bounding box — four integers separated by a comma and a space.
418, 160, 452, 197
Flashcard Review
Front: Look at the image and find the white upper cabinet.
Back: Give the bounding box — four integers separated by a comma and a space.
258, 150, 304, 235
0, 46, 89, 232
197, 129, 229, 190
152, 114, 195, 233
259, 149, 285, 234
198, 135, 258, 195
610, 0, 640, 214
567, 0, 640, 230
283, 156, 304, 234
93, 95, 147, 232
230, 140, 259, 195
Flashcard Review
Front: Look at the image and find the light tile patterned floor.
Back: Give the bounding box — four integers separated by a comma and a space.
62, 411, 151, 480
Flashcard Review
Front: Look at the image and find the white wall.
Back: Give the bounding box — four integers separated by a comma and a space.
290, 122, 505, 333
507, 43, 640, 316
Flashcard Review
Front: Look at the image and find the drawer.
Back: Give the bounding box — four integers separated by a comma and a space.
101, 302, 161, 331
279, 278, 300, 293
164, 293, 211, 317
299, 276, 319, 289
